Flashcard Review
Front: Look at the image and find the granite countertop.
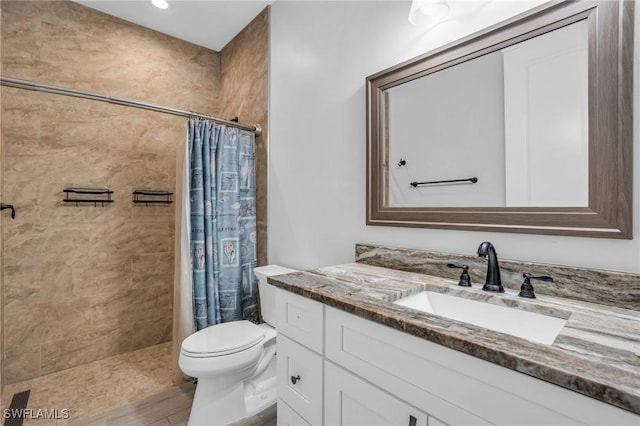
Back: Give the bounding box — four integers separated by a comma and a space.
268, 263, 640, 415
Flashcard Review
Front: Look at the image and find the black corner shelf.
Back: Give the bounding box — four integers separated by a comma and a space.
63, 187, 114, 207
132, 190, 173, 206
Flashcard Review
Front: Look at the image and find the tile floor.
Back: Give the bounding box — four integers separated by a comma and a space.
73, 382, 196, 426
1, 342, 174, 425
74, 383, 276, 426
2, 341, 278, 426
227, 405, 276, 426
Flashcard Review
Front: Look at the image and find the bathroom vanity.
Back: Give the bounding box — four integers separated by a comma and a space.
271, 248, 640, 425
269, 0, 638, 422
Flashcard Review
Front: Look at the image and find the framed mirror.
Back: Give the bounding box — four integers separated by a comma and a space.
366, 0, 634, 238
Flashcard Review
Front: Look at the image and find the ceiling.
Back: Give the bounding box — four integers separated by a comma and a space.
73, 0, 273, 51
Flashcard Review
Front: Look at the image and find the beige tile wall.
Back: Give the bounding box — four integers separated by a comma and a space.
1, 0, 221, 384
220, 8, 269, 266
0, 0, 4, 401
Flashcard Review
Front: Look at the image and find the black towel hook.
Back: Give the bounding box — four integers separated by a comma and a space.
1, 203, 15, 219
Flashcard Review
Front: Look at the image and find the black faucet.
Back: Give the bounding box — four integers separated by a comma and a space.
477, 241, 504, 292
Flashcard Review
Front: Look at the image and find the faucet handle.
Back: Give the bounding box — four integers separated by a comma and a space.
519, 273, 553, 299
447, 263, 472, 287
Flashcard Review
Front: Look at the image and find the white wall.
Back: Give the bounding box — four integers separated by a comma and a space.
269, 0, 640, 273
388, 50, 505, 207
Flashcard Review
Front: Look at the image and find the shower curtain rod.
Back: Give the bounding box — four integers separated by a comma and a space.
0, 76, 262, 135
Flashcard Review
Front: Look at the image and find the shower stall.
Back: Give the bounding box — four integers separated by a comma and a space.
0, 1, 268, 421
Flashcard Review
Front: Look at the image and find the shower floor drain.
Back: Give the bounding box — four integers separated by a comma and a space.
3, 389, 30, 426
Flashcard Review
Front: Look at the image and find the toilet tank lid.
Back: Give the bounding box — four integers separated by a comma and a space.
254, 265, 298, 279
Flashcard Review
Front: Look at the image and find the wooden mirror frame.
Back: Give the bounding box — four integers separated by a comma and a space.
366, 0, 634, 238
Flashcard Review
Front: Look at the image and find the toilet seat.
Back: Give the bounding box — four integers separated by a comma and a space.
181, 320, 266, 358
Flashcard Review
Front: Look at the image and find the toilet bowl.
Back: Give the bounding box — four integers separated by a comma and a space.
179, 265, 297, 426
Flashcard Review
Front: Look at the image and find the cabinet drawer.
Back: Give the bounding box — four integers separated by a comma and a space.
277, 399, 311, 426
275, 288, 324, 353
277, 335, 323, 425
325, 360, 428, 426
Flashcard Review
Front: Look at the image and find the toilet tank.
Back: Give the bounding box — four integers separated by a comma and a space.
254, 265, 298, 326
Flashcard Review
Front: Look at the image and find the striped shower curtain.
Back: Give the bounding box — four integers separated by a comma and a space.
187, 119, 258, 330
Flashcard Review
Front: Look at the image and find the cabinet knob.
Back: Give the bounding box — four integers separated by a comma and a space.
409, 415, 417, 426
291, 375, 301, 385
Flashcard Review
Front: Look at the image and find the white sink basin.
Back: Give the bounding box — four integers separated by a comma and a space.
394, 291, 567, 345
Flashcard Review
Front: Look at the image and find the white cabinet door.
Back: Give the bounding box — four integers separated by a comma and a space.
277, 335, 324, 425
325, 306, 630, 425
325, 361, 429, 426
278, 399, 311, 426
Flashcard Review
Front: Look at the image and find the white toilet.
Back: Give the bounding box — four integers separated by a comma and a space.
179, 265, 297, 426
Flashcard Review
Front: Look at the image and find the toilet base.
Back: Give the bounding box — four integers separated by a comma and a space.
244, 354, 277, 415
187, 359, 277, 426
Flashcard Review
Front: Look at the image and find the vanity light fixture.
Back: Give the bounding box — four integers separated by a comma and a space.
408, 0, 450, 28
151, 0, 169, 10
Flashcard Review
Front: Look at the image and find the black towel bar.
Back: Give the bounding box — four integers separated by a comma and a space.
410, 177, 478, 187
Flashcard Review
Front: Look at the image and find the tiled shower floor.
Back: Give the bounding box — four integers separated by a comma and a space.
1, 342, 174, 425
